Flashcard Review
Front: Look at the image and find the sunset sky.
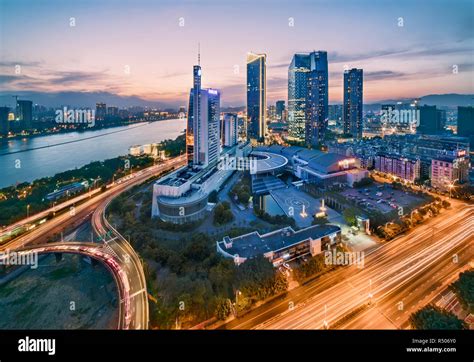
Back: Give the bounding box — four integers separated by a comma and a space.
0, 0, 473, 107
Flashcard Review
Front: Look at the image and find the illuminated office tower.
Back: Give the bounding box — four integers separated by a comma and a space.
305, 51, 328, 146
288, 51, 328, 145
343, 68, 363, 139
247, 52, 266, 143
186, 57, 220, 168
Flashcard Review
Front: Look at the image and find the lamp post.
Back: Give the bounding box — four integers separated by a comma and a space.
448, 179, 459, 199
26, 204, 30, 218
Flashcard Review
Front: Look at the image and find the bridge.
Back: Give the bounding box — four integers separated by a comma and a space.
1, 241, 134, 329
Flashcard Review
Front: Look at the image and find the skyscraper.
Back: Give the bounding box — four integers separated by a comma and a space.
186, 64, 202, 166
186, 61, 220, 168
418, 105, 441, 134
223, 113, 238, 147
198, 89, 220, 167
288, 51, 328, 145
457, 106, 474, 148
0, 106, 9, 136
276, 100, 285, 121
288, 54, 310, 141
343, 68, 363, 139
96, 103, 107, 121
247, 52, 266, 143
306, 51, 329, 146
17, 100, 33, 130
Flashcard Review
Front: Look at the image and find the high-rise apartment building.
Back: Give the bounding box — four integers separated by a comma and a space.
343, 68, 363, 139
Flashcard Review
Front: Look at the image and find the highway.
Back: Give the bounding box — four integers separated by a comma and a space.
220, 203, 473, 330
0, 155, 186, 252
3, 242, 134, 329
91, 195, 149, 330
2, 155, 187, 330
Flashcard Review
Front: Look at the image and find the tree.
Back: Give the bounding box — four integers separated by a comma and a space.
441, 200, 451, 209
213, 202, 234, 225
312, 216, 329, 225
343, 207, 358, 226
409, 305, 466, 330
215, 298, 233, 320
450, 270, 474, 314
353, 177, 373, 188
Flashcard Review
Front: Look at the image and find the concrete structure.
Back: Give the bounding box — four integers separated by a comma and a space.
252, 145, 368, 188
217, 224, 341, 267
151, 146, 243, 224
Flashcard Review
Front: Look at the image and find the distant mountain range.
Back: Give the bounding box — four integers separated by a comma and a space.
0, 91, 171, 109
0, 91, 472, 110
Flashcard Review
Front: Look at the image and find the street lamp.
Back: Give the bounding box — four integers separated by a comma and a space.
448, 179, 459, 199
26, 204, 30, 218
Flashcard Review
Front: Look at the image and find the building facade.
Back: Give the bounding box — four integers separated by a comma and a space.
374, 153, 420, 183
288, 52, 328, 145
0, 106, 9, 136
217, 224, 341, 267
223, 113, 238, 147
186, 64, 221, 168
247, 52, 266, 143
305, 51, 329, 146
343, 68, 363, 139
431, 154, 470, 191
17, 100, 33, 130
457, 106, 474, 149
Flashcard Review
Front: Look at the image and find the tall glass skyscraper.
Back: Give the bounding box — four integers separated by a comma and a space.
288, 51, 328, 146
186, 64, 220, 168
246, 52, 266, 143
186, 65, 201, 166
306, 51, 328, 146
343, 68, 363, 139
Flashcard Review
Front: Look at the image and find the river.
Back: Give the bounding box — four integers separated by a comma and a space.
0, 119, 186, 188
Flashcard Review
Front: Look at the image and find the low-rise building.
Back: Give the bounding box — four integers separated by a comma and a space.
431, 154, 470, 191
374, 152, 420, 183
217, 224, 341, 267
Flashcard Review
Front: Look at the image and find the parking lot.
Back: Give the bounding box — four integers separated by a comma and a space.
341, 183, 426, 214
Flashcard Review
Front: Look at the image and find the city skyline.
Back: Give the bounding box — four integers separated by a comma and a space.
0, 0, 473, 108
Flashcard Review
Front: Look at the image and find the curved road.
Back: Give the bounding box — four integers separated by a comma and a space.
1, 155, 187, 330
2, 242, 133, 329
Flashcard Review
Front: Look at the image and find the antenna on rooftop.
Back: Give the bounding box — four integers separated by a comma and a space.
198, 42, 201, 66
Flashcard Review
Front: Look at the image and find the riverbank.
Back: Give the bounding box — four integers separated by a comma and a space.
0, 118, 185, 188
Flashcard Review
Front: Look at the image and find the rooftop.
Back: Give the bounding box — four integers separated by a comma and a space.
219, 224, 341, 259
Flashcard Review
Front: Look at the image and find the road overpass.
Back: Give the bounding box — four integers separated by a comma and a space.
1, 155, 186, 329
2, 242, 134, 329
